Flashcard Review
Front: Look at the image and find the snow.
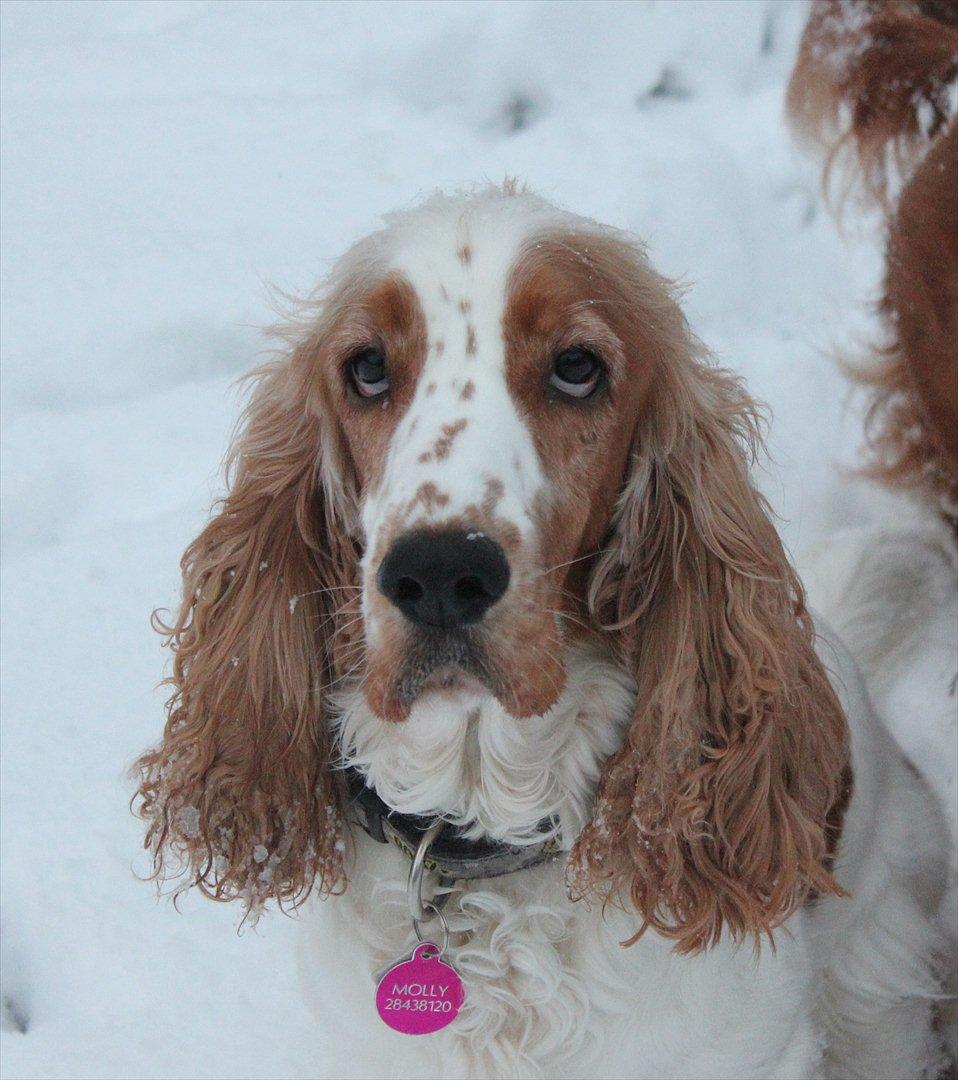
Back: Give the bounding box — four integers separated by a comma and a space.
0, 2, 948, 1078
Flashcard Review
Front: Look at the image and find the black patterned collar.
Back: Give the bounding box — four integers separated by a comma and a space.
346, 768, 561, 882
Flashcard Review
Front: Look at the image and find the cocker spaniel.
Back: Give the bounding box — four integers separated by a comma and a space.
135, 185, 948, 1079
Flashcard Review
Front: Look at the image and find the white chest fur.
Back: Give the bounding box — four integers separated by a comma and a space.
330, 640, 636, 848
299, 835, 822, 1080
306, 642, 824, 1079
294, 623, 946, 1080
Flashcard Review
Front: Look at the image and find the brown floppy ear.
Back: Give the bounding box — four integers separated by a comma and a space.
570, 347, 850, 953
134, 348, 358, 916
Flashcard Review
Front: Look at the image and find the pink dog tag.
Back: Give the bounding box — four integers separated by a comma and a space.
375, 942, 465, 1035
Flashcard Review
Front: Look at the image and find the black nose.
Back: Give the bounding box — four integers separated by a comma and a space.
377, 529, 510, 629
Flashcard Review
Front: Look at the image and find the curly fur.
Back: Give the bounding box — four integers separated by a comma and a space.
135, 346, 358, 913
787, 0, 958, 525
569, 354, 849, 953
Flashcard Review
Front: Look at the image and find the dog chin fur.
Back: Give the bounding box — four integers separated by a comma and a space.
331, 638, 636, 846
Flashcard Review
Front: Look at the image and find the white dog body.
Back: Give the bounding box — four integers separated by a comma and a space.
300, 623, 945, 1080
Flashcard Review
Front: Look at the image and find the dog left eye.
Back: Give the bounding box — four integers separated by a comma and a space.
349, 348, 389, 398
550, 347, 602, 399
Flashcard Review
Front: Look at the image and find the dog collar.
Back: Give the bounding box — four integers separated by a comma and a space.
346, 768, 561, 882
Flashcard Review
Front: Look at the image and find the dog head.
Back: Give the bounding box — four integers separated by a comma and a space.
136, 184, 847, 949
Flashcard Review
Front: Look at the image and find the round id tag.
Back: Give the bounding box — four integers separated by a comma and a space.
375, 941, 465, 1035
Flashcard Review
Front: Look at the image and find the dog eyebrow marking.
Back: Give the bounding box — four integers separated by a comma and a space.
460, 380, 475, 401
466, 325, 477, 357
418, 418, 468, 463
457, 243, 472, 266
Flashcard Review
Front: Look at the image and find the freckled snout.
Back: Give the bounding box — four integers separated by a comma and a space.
376, 529, 510, 630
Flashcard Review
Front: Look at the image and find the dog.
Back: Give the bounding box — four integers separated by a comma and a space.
787, 0, 958, 528
135, 185, 948, 1078
789, 9, 958, 1059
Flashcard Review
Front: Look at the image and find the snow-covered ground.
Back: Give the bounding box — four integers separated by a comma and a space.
1, 2, 949, 1078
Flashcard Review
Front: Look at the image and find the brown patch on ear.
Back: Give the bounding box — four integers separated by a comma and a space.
460, 380, 475, 401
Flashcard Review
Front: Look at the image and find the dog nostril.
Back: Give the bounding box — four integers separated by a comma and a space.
454, 576, 487, 602
393, 577, 424, 603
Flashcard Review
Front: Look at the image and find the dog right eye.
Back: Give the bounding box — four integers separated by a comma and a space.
349, 348, 389, 399
550, 346, 603, 400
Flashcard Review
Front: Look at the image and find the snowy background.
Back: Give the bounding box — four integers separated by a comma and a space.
0, 1, 940, 1077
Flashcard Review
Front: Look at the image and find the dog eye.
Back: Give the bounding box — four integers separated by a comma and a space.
550, 347, 602, 399
349, 348, 389, 399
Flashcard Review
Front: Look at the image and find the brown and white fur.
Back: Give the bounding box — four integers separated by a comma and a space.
788, 9, 958, 1057
787, 0, 958, 528
135, 185, 949, 1079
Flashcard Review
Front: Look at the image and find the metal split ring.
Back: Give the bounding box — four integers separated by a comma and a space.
406, 818, 444, 922
407, 819, 450, 953
412, 900, 450, 955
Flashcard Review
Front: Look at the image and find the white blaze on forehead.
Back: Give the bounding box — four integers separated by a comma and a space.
360, 191, 572, 560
